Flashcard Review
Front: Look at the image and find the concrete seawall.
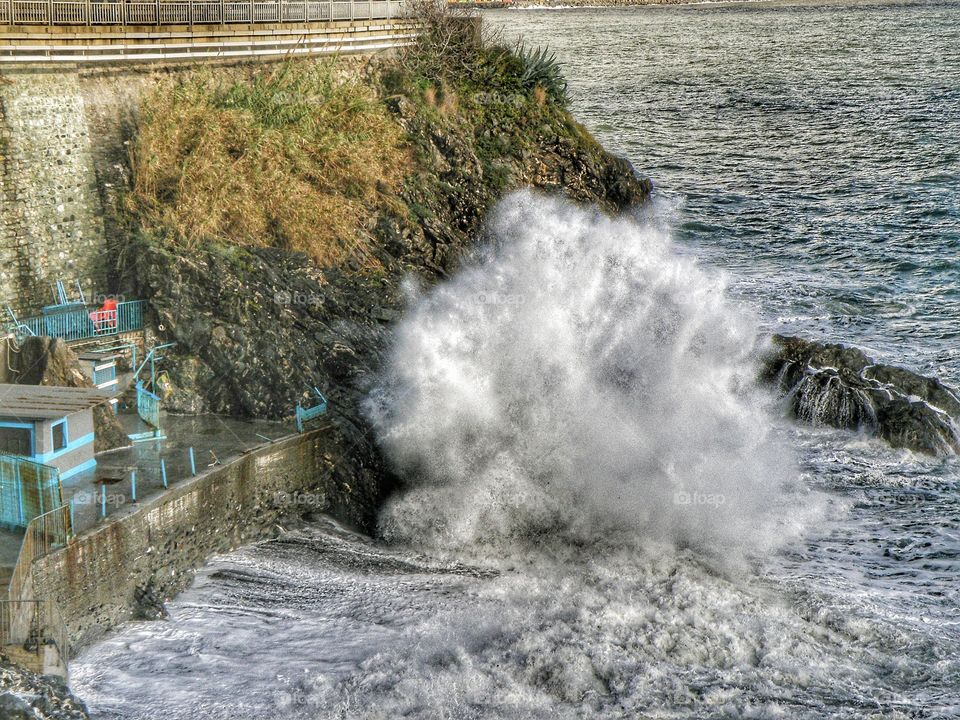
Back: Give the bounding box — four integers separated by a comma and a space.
31, 427, 348, 653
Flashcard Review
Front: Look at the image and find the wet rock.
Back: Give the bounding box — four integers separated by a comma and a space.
761, 335, 960, 455
0, 692, 34, 720
0, 657, 89, 719
132, 581, 168, 621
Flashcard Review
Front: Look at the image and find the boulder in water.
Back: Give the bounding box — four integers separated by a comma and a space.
761, 335, 960, 455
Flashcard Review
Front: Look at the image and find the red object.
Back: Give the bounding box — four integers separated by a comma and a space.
90, 299, 118, 332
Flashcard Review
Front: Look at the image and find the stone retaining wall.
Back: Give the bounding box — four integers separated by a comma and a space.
0, 23, 411, 315
31, 427, 347, 653
0, 67, 107, 313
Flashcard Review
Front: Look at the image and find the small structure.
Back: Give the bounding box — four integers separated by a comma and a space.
78, 350, 121, 413
0, 384, 112, 481
0, 453, 62, 530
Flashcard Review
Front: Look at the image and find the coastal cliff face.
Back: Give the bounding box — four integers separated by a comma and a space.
115, 26, 651, 530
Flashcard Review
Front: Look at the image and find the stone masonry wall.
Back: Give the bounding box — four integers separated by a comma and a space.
0, 52, 388, 317
0, 67, 107, 314
31, 428, 348, 653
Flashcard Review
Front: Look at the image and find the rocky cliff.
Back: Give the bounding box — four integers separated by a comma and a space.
114, 24, 651, 531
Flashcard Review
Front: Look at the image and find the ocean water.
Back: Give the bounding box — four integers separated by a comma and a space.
71, 2, 960, 718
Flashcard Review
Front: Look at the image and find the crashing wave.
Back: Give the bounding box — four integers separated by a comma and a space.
366, 191, 818, 560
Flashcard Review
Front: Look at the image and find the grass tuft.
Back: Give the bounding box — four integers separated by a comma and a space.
127, 59, 409, 268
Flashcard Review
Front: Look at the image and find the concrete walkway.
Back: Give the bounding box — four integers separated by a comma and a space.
0, 412, 303, 580
64, 411, 296, 535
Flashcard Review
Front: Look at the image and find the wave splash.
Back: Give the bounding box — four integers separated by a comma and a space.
367, 191, 814, 559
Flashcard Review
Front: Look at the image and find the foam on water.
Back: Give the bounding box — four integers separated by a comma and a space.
366, 191, 818, 563
68, 2, 960, 717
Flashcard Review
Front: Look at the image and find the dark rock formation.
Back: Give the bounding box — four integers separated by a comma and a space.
0, 657, 89, 719
132, 580, 168, 621
12, 337, 129, 453
761, 335, 960, 455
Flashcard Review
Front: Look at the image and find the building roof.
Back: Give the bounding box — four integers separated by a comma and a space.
0, 384, 113, 420
77, 351, 120, 362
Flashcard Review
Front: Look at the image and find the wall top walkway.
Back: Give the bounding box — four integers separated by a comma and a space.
0, 6, 415, 63
0, 0, 407, 29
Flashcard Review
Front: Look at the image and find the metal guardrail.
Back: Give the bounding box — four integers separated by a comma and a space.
2, 504, 72, 665
136, 380, 161, 428
7, 504, 72, 604
9, 299, 145, 343
295, 387, 328, 432
0, 599, 69, 664
0, 0, 405, 26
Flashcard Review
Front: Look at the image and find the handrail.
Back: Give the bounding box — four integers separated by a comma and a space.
2, 504, 73, 665
295, 387, 328, 432
7, 504, 72, 603
0, 0, 406, 26
136, 380, 161, 429
6, 299, 146, 343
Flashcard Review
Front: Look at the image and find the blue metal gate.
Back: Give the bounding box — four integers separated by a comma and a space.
0, 454, 63, 531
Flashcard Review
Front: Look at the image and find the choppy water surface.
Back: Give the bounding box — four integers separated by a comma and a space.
73, 2, 960, 718
491, 0, 960, 383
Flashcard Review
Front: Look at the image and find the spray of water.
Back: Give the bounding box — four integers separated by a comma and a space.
366, 191, 815, 560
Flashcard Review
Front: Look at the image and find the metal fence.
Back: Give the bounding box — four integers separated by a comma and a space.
9, 300, 146, 343
0, 599, 70, 664
0, 0, 405, 26
6, 504, 72, 603
1, 504, 72, 665
136, 381, 161, 429
295, 388, 328, 432
0, 455, 63, 531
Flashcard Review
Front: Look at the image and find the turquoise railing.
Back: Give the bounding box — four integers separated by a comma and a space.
136, 381, 161, 429
8, 300, 146, 343
295, 388, 328, 433
0, 454, 62, 531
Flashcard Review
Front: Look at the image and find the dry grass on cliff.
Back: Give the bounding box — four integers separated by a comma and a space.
127, 59, 409, 268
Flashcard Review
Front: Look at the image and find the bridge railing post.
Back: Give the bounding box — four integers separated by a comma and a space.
249, 0, 253, 23
47, 0, 52, 26
155, 0, 160, 25
84, 0, 90, 25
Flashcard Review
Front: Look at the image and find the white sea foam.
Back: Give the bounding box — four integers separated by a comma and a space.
366, 191, 819, 562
